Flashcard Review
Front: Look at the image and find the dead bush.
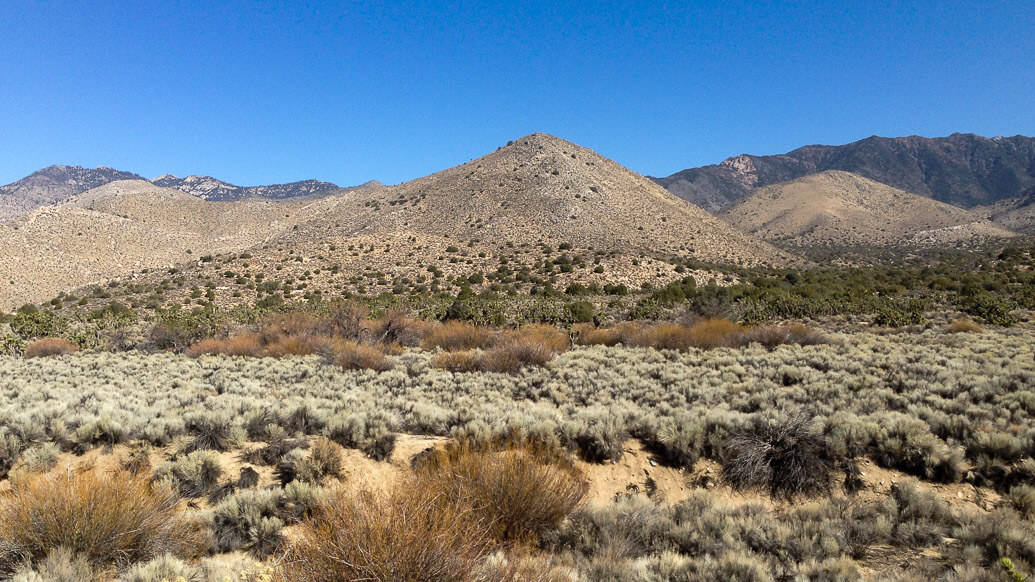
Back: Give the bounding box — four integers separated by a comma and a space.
739, 323, 828, 348
423, 321, 497, 351
0, 468, 206, 571
368, 307, 429, 346
722, 414, 837, 500
282, 484, 491, 582
321, 301, 368, 340
24, 337, 78, 359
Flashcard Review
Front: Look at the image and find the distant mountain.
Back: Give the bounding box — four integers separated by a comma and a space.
721, 171, 1016, 249
1, 166, 370, 221
0, 165, 144, 221
151, 174, 354, 201
653, 133, 1035, 212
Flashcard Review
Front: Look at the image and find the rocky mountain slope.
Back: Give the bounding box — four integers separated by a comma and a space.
654, 133, 1035, 212
973, 186, 1035, 234
150, 174, 361, 201
721, 171, 1017, 249
0, 165, 144, 221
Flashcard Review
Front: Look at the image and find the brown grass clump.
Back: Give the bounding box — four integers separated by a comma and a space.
947, 317, 984, 334
416, 441, 587, 544
0, 467, 206, 571
259, 312, 322, 344
282, 484, 491, 582
423, 321, 498, 351
24, 337, 78, 359
320, 301, 368, 340
574, 321, 646, 347
326, 339, 390, 371
433, 349, 482, 373
739, 322, 829, 348
262, 334, 331, 358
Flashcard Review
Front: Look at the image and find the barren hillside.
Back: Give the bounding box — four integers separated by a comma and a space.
0, 180, 309, 310
721, 171, 1016, 248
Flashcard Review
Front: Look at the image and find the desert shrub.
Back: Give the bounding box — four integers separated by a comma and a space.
320, 301, 368, 340
24, 337, 78, 358
564, 409, 628, 462
263, 334, 331, 358
575, 322, 646, 347
278, 480, 328, 524
281, 484, 491, 582
295, 438, 344, 483
121, 553, 200, 582
10, 311, 68, 340
10, 547, 94, 582
888, 482, 957, 546
325, 339, 390, 371
722, 414, 837, 500
946, 318, 984, 333
1007, 485, 1035, 519
422, 321, 497, 351
325, 412, 397, 461
182, 412, 241, 453
416, 440, 588, 544
871, 413, 964, 483
368, 307, 429, 346
17, 442, 59, 473
0, 468, 205, 571
955, 508, 1035, 567
185, 334, 264, 357
479, 324, 568, 373
153, 450, 224, 498
739, 323, 829, 348
209, 488, 284, 558
566, 301, 595, 323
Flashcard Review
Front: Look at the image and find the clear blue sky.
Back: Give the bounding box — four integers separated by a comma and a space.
2, 1, 1033, 187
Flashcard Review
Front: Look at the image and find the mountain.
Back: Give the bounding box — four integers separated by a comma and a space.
653, 133, 1035, 212
0, 165, 144, 221
275, 132, 796, 266
721, 171, 1017, 249
150, 174, 353, 201
973, 186, 1035, 234
0, 180, 314, 310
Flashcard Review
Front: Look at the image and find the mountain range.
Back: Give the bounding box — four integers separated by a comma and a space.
651, 133, 1035, 215
0, 165, 365, 221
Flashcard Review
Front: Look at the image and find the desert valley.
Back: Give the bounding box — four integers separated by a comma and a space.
0, 128, 1033, 582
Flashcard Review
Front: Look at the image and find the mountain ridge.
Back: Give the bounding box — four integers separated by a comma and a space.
653, 133, 1035, 214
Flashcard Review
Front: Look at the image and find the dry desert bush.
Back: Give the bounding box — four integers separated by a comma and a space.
574, 318, 828, 351
947, 317, 985, 333
0, 467, 206, 573
24, 336, 78, 358
422, 320, 498, 351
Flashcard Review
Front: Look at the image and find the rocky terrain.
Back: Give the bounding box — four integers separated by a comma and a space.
722, 170, 1017, 248
654, 133, 1035, 212
974, 186, 1035, 234
151, 174, 365, 201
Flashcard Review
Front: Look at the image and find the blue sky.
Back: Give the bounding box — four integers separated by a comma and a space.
1, 1, 1033, 187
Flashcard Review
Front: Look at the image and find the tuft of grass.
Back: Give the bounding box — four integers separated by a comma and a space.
282, 484, 491, 582
722, 413, 836, 500
0, 468, 206, 572
24, 337, 78, 359
325, 339, 390, 371
416, 440, 588, 544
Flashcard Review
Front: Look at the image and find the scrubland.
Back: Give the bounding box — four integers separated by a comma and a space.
0, 321, 1033, 580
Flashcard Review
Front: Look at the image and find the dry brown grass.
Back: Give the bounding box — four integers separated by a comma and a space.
0, 467, 206, 571
24, 337, 78, 358
577, 319, 825, 352
326, 339, 390, 371
423, 321, 498, 351
738, 322, 829, 348
416, 441, 587, 545
282, 484, 491, 582
433, 349, 482, 372
947, 317, 984, 333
